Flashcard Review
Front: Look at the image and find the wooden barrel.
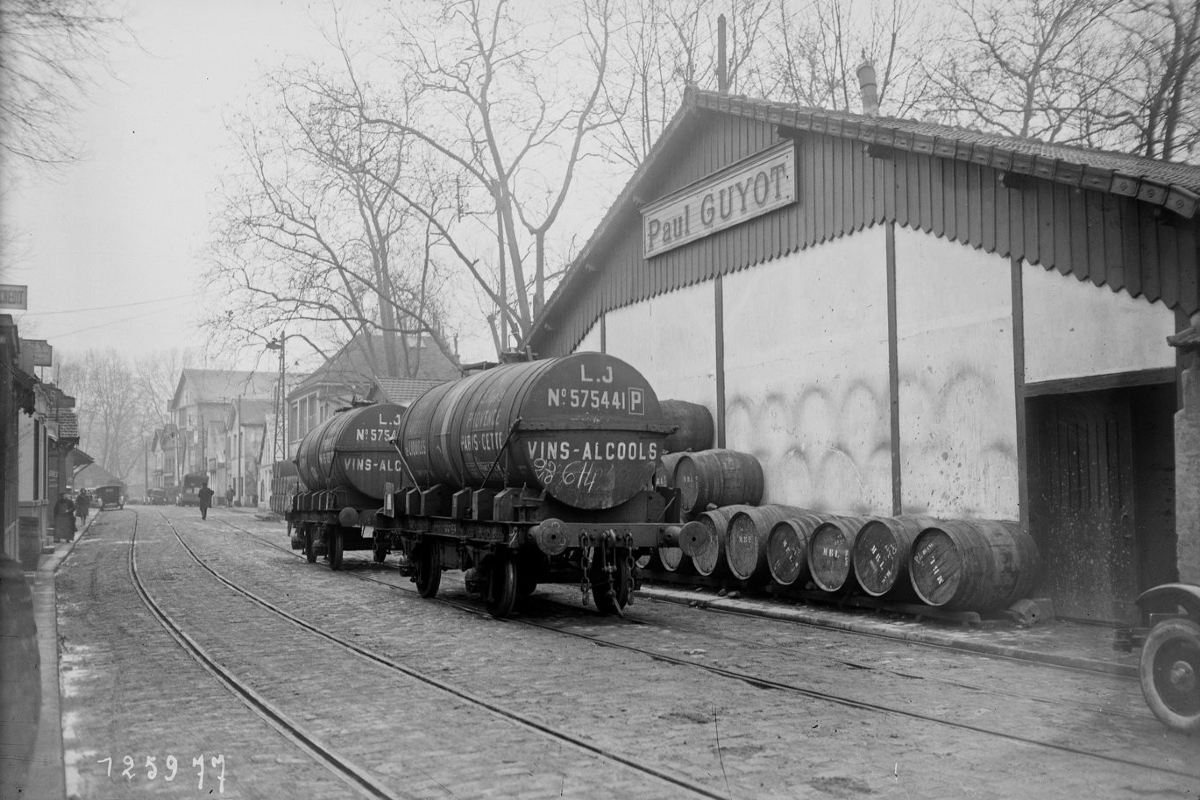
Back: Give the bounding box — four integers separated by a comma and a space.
725, 505, 813, 583
808, 516, 872, 593
661, 400, 715, 453
766, 513, 834, 587
656, 545, 694, 574
852, 515, 938, 598
655, 452, 686, 488
675, 450, 764, 517
687, 504, 754, 578
909, 520, 1041, 611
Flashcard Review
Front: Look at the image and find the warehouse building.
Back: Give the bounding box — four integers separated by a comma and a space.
527, 87, 1200, 625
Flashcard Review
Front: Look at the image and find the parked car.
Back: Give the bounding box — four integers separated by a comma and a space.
94, 485, 124, 510
149, 489, 168, 506
1135, 583, 1200, 733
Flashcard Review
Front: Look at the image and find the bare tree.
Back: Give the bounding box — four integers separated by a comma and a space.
0, 0, 130, 167
58, 348, 189, 489
204, 53, 458, 376
353, 0, 623, 351
599, 0, 774, 170
1105, 0, 1200, 160
925, 0, 1133, 142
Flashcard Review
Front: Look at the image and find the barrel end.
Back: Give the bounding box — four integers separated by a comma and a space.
678, 520, 714, 558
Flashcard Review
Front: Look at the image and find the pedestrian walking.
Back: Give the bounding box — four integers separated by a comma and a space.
75, 488, 90, 529
225, 487, 235, 508
198, 481, 215, 520
53, 492, 76, 542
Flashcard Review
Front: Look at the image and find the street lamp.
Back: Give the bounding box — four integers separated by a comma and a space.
265, 333, 287, 463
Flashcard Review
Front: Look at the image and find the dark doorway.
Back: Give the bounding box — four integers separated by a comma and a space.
1027, 383, 1176, 625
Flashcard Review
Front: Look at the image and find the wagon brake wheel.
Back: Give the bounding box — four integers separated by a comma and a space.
304, 528, 317, 564
485, 556, 517, 619
591, 553, 632, 616
1140, 617, 1200, 733
413, 543, 441, 598
328, 528, 344, 571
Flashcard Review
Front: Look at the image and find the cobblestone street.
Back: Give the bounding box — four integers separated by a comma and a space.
34, 506, 1200, 799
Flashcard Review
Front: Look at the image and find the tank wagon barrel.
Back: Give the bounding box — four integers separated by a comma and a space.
294, 402, 408, 500
286, 352, 711, 618
286, 402, 409, 569
395, 353, 672, 510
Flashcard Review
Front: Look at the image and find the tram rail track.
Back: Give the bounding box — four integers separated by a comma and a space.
134, 509, 735, 800
207, 512, 1200, 783
127, 513, 418, 800
219, 516, 1144, 715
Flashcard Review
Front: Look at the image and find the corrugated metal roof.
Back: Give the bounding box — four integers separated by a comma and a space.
695, 91, 1200, 202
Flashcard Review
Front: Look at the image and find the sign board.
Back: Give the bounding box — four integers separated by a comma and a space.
642, 141, 797, 259
20, 339, 53, 367
0, 284, 28, 309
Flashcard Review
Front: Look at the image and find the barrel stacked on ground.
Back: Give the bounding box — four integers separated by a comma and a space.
650, 441, 1041, 614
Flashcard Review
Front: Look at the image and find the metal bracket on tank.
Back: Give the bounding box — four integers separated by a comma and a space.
387, 436, 421, 489
481, 417, 523, 486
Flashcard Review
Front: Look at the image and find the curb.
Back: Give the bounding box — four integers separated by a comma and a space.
636, 584, 1138, 679
21, 517, 95, 800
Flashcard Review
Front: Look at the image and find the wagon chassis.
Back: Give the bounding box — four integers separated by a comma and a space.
288, 482, 710, 618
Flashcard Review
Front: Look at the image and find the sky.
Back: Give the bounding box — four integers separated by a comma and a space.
0, 1, 345, 371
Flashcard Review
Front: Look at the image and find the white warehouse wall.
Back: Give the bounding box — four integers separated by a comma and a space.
1022, 265, 1177, 383
723, 227, 892, 513
604, 281, 718, 413
894, 227, 1019, 519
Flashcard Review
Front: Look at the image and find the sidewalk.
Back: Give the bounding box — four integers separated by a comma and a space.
637, 583, 1140, 678
21, 515, 93, 800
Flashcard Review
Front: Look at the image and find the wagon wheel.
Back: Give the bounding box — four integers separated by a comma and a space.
328, 528, 344, 571
413, 543, 441, 599
590, 553, 632, 615
372, 539, 388, 564
484, 556, 517, 619
1140, 617, 1200, 733
304, 528, 317, 564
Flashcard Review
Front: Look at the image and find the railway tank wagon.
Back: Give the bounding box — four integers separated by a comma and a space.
383, 352, 709, 617
287, 402, 408, 569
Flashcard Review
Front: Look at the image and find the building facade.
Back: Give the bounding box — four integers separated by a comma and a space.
528, 88, 1200, 625
167, 369, 276, 493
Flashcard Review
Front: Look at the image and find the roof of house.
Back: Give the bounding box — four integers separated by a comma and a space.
370, 377, 447, 405
292, 334, 460, 397
531, 87, 1200, 347
171, 369, 277, 411
229, 398, 272, 426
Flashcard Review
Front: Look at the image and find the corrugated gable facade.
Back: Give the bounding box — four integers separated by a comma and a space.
532, 91, 1199, 357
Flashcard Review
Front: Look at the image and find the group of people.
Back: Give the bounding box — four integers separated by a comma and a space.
52, 488, 92, 542
53, 480, 223, 531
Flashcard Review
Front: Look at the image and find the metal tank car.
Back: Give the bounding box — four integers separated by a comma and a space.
285, 353, 711, 618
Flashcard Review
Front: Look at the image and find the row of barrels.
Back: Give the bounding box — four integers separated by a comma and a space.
661, 506, 1040, 611
652, 445, 1040, 613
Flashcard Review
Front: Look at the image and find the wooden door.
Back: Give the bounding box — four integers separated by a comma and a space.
1028, 391, 1139, 624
